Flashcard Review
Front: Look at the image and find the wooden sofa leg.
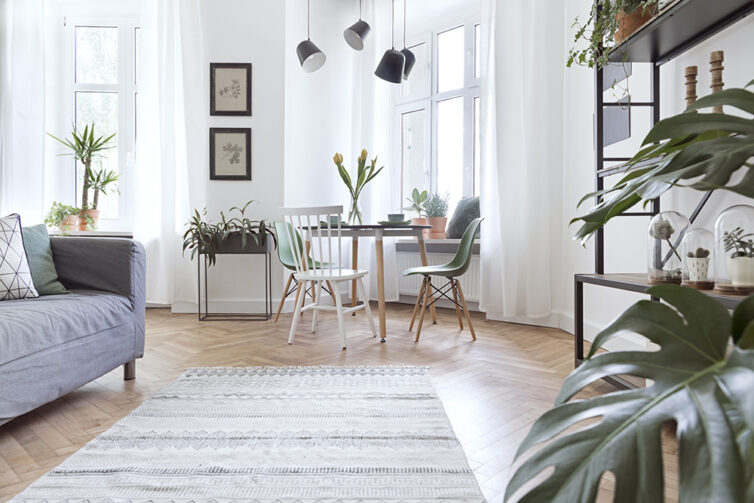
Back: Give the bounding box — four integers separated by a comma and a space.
124, 360, 136, 380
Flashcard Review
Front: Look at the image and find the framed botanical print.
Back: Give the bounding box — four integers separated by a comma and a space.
209, 128, 251, 180
210, 63, 251, 116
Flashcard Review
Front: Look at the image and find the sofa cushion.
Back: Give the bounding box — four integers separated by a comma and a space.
0, 214, 39, 300
0, 290, 132, 366
446, 197, 480, 239
21, 224, 67, 295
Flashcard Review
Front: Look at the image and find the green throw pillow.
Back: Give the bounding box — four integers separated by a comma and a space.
446, 197, 480, 239
21, 224, 67, 295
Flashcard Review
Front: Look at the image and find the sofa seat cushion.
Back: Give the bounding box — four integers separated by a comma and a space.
0, 290, 133, 366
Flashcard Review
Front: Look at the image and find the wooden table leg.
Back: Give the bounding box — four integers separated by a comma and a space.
417, 233, 437, 323
351, 236, 359, 314
375, 230, 387, 342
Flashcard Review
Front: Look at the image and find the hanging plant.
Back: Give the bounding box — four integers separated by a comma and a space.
567, 0, 659, 69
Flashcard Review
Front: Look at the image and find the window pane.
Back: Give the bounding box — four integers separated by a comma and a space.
76, 26, 118, 84
473, 97, 481, 196
401, 109, 429, 206
474, 24, 481, 79
76, 92, 119, 219
437, 26, 464, 93
134, 27, 141, 86
401, 42, 428, 100
436, 97, 464, 216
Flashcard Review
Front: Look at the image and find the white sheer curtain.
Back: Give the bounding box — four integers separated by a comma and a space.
134, 0, 206, 306
0, 0, 47, 222
479, 0, 564, 325
348, 0, 399, 302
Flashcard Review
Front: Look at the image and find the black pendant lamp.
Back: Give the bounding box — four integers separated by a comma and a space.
297, 0, 326, 73
344, 0, 371, 51
399, 0, 415, 80
375, 0, 405, 83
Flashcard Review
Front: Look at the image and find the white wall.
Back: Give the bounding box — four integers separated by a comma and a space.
555, 1, 754, 350
172, 0, 287, 313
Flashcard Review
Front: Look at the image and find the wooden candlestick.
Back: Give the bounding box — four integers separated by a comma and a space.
684, 65, 698, 110
709, 50, 724, 113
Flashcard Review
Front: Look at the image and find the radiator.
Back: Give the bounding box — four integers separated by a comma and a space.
396, 251, 481, 302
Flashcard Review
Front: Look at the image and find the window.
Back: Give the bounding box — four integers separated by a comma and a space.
394, 19, 481, 218
68, 18, 140, 228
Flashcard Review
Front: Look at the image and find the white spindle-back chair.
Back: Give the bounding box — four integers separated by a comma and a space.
280, 206, 376, 349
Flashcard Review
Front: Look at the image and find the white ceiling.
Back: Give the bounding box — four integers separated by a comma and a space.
405, 0, 478, 20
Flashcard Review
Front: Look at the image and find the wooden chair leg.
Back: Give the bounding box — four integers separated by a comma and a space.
451, 278, 464, 330
288, 279, 307, 345
333, 283, 347, 350
326, 280, 337, 306
274, 273, 295, 322
311, 280, 323, 333
357, 277, 377, 338
455, 280, 476, 341
409, 277, 427, 331
415, 277, 432, 342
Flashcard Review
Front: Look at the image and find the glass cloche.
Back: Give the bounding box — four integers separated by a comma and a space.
647, 211, 690, 284
713, 204, 754, 295
681, 227, 714, 290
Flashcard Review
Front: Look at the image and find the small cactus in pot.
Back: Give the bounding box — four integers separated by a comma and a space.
686, 247, 711, 282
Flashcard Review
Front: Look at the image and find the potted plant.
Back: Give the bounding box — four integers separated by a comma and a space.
44, 202, 84, 232
403, 188, 429, 232
568, 0, 659, 69
333, 149, 384, 225
48, 124, 116, 230
723, 227, 754, 286
83, 168, 120, 227
686, 247, 711, 282
424, 193, 449, 239
182, 201, 277, 266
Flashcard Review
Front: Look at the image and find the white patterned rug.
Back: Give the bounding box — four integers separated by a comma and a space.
12, 366, 485, 502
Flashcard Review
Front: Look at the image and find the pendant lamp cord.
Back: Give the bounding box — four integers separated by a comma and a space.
359, 0, 362, 20
391, 0, 395, 48
402, 0, 406, 48
307, 0, 311, 39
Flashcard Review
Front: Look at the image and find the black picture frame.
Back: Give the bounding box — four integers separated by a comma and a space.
210, 63, 252, 116
209, 128, 251, 181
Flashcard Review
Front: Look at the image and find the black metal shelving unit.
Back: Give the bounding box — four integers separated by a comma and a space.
579, 0, 754, 389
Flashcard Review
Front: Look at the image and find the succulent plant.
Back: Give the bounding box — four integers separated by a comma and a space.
687, 247, 710, 259
424, 193, 449, 218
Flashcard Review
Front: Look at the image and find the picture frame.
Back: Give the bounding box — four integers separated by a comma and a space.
210, 63, 252, 116
209, 128, 251, 181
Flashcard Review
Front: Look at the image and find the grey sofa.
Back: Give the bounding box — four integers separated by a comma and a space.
0, 237, 146, 424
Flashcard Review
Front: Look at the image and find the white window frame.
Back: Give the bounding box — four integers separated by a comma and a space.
64, 16, 139, 230
393, 15, 481, 210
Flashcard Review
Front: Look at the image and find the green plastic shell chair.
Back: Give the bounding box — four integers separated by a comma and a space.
403, 217, 482, 341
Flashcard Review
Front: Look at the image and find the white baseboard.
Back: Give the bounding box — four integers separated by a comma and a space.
555, 309, 646, 353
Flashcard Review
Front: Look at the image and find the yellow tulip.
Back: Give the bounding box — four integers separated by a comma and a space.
333, 153, 343, 165
360, 149, 368, 161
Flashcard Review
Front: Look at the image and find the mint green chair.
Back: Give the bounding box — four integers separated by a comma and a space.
273, 221, 336, 322
403, 217, 482, 341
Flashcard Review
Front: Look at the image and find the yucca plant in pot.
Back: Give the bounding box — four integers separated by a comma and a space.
48, 123, 116, 230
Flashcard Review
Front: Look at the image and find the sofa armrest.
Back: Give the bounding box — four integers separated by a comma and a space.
50, 237, 146, 357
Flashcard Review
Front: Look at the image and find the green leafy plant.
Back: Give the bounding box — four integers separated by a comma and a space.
572, 80, 754, 243
182, 201, 277, 266
724, 227, 754, 259
86, 168, 120, 210
333, 149, 384, 225
44, 202, 80, 229
403, 188, 429, 218
687, 247, 710, 259
48, 124, 116, 210
505, 285, 754, 502
424, 193, 449, 218
568, 0, 659, 69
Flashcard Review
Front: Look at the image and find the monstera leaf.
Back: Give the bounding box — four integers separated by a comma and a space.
572, 79, 754, 243
505, 286, 754, 503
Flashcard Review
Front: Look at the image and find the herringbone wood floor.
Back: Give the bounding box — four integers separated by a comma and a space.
0, 304, 678, 502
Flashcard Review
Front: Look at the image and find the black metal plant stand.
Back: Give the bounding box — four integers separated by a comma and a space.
197, 238, 273, 321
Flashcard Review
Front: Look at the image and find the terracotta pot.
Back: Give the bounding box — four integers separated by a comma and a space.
614, 5, 656, 44
410, 217, 429, 239
427, 216, 447, 239
60, 215, 83, 232
79, 209, 100, 231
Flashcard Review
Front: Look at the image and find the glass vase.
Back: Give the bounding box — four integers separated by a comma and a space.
348, 197, 362, 226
